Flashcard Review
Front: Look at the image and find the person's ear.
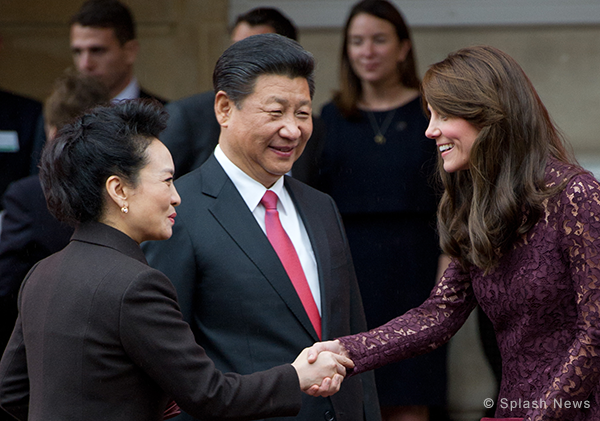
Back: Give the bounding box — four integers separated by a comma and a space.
215, 91, 234, 127
122, 39, 139, 66
105, 175, 129, 212
46, 125, 58, 141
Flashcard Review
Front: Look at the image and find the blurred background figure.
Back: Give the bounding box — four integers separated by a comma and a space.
70, 0, 165, 103
231, 7, 297, 43
30, 0, 167, 173
160, 6, 324, 185
0, 69, 110, 363
315, 1, 447, 420
0, 36, 43, 213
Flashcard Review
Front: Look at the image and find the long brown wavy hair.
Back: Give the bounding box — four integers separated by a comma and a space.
334, 0, 420, 119
422, 45, 576, 272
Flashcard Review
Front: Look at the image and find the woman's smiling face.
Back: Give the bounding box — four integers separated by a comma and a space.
346, 13, 409, 86
425, 105, 481, 173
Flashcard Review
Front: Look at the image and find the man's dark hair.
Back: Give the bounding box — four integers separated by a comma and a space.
40, 100, 167, 225
234, 7, 298, 41
70, 0, 136, 45
213, 33, 315, 106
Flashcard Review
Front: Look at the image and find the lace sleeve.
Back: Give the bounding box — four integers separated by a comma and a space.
528, 175, 600, 421
338, 261, 477, 374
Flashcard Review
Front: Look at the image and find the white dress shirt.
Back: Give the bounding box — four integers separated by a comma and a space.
112, 77, 141, 102
214, 145, 321, 314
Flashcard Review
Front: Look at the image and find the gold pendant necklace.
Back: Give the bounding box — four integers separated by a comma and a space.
367, 109, 396, 145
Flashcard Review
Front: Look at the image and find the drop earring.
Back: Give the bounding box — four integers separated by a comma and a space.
121, 205, 129, 214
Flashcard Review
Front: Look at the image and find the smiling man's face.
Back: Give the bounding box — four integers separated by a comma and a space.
217, 74, 313, 188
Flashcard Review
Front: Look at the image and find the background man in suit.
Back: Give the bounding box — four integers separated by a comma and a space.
31, 0, 167, 170
0, 34, 43, 209
159, 7, 324, 185
143, 34, 380, 421
0, 71, 109, 370
0, 89, 41, 209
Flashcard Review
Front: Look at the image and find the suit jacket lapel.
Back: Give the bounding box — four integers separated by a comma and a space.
201, 157, 320, 341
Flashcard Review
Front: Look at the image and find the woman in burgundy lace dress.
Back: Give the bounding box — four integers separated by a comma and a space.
310, 45, 600, 421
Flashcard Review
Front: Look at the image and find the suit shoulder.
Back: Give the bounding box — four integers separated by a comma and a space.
0, 90, 41, 107
319, 101, 339, 119
170, 91, 215, 107
320, 100, 336, 113
64, 241, 167, 287
0, 90, 42, 115
175, 166, 205, 190
171, 168, 218, 215
286, 176, 336, 204
286, 175, 324, 194
2, 175, 41, 205
139, 88, 168, 105
166, 91, 216, 118
5, 175, 40, 194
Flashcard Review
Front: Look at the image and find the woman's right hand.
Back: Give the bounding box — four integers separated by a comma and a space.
306, 340, 349, 363
291, 347, 354, 397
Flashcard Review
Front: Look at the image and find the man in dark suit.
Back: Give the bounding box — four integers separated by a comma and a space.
0, 71, 109, 363
0, 90, 42, 209
143, 34, 380, 421
30, 0, 167, 171
160, 7, 323, 186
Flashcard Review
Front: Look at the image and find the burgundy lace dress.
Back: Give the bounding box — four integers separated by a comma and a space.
339, 160, 600, 421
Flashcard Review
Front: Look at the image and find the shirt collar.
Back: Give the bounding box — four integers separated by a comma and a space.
214, 145, 287, 214
112, 77, 140, 102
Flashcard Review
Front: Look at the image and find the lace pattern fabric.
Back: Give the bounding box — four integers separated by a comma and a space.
339, 160, 600, 420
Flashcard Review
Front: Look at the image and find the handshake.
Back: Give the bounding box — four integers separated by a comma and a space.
291, 340, 349, 398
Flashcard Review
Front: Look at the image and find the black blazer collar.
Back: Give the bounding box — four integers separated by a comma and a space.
71, 221, 148, 265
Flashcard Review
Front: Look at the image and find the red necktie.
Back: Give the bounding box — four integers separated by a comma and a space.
261, 190, 321, 339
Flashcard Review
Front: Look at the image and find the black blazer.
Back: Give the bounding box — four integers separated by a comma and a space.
143, 156, 381, 421
0, 175, 73, 354
160, 92, 325, 186
0, 222, 301, 421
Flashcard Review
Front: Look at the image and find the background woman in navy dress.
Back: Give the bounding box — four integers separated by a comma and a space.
315, 1, 446, 420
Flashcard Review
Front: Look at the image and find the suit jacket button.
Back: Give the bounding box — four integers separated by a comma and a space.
324, 410, 335, 421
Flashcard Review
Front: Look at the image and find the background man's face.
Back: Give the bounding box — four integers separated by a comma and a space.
70, 24, 137, 97
219, 74, 313, 188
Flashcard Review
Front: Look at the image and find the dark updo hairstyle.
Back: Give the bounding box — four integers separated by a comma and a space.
335, 0, 420, 119
39, 100, 168, 226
